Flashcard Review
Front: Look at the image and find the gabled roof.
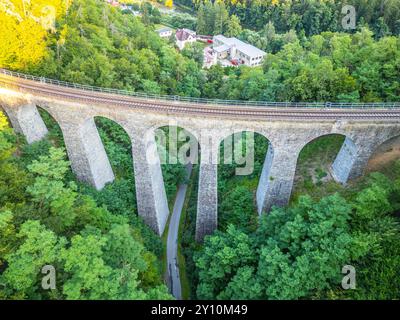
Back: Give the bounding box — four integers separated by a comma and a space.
213, 35, 266, 57
175, 29, 196, 41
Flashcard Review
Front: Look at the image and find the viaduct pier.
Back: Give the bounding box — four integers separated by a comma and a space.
1, 69, 400, 241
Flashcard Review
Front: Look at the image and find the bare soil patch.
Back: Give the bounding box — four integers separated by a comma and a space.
367, 136, 400, 173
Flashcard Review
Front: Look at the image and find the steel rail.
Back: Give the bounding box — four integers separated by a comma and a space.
1, 68, 400, 109
1, 69, 400, 121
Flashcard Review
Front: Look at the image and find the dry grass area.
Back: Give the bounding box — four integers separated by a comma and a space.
367, 136, 400, 173
291, 135, 400, 203
292, 135, 345, 199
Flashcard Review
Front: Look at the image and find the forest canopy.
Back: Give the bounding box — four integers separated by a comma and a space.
1, 0, 399, 102
1, 0, 400, 301
179, 0, 400, 37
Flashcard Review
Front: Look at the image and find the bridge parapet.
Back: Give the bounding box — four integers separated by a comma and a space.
1, 81, 400, 241
1, 68, 400, 110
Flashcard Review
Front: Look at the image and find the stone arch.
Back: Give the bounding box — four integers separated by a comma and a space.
56, 113, 170, 236
150, 125, 198, 209
0, 104, 12, 128
0, 101, 48, 144
88, 115, 141, 220
67, 115, 116, 190
114, 121, 171, 237
153, 125, 200, 170
216, 128, 273, 180
35, 104, 62, 127
93, 115, 134, 179
154, 125, 200, 231
292, 133, 355, 198
35, 105, 64, 145
218, 130, 271, 229
25, 106, 116, 191
216, 127, 270, 148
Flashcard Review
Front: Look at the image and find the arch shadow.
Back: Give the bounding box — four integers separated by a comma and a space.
36, 106, 64, 147
291, 133, 349, 201
154, 125, 200, 203
218, 130, 270, 231
90, 116, 138, 215
366, 134, 400, 175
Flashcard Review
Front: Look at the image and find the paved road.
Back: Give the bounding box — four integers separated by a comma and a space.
167, 164, 192, 300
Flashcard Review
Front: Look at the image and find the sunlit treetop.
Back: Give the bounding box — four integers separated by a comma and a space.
0, 0, 70, 70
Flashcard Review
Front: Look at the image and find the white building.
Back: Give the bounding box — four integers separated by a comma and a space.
212, 35, 266, 67
156, 27, 173, 39
175, 28, 197, 50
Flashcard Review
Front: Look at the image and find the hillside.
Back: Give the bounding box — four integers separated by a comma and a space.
1, 0, 400, 301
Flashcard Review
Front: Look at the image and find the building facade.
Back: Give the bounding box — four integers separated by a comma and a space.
212, 35, 266, 67
175, 28, 197, 50
156, 27, 173, 39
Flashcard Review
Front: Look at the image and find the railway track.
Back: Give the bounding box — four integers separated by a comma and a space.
1, 73, 400, 121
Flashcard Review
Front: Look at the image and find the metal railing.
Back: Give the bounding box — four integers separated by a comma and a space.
1, 68, 399, 109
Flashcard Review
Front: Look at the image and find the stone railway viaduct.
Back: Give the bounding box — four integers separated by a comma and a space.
1, 70, 400, 241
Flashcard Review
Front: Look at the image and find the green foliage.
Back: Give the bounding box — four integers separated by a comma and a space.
25, 147, 78, 233
195, 164, 400, 300
2, 0, 400, 302
257, 195, 366, 300
0, 112, 14, 159
0, 113, 31, 207
162, 12, 197, 30
226, 14, 242, 37
188, 0, 400, 37
6, 0, 400, 104
195, 225, 255, 299
182, 42, 205, 67
60, 226, 167, 300
200, 29, 400, 103
0, 113, 171, 300
29, 0, 204, 98
94, 117, 133, 178
1, 219, 66, 299
0, 210, 16, 269
0, 0, 69, 70
217, 133, 268, 233
219, 186, 255, 232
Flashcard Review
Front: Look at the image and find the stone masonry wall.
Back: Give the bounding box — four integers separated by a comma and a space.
1, 91, 400, 240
